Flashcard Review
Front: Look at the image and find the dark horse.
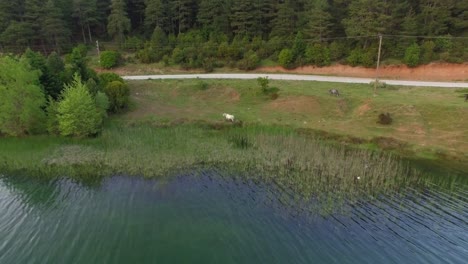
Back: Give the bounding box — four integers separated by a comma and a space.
465, 94, 468, 102
329, 89, 340, 96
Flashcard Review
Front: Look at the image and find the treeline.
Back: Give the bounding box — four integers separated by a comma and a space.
0, 47, 130, 137
0, 0, 467, 68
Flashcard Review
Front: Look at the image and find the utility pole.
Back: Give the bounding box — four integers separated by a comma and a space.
374, 34, 383, 96
96, 40, 101, 62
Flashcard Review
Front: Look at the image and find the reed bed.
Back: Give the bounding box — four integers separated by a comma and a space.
0, 123, 427, 204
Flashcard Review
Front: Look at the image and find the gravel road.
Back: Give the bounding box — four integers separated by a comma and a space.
123, 73, 468, 88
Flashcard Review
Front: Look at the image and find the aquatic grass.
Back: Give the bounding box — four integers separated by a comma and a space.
0, 122, 428, 208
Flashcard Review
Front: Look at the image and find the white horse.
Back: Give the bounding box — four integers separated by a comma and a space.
223, 113, 235, 122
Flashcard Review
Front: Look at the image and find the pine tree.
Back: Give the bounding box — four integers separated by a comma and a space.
24, 0, 43, 46
418, 0, 453, 36
342, 0, 391, 47
42, 0, 70, 53
270, 1, 296, 38
171, 0, 198, 34
127, 0, 146, 32
73, 0, 98, 43
144, 0, 169, 34
304, 0, 333, 41
107, 0, 131, 43
230, 0, 256, 36
198, 0, 231, 35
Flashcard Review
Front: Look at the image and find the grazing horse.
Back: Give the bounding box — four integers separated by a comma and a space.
329, 89, 340, 96
465, 94, 468, 102
223, 113, 235, 122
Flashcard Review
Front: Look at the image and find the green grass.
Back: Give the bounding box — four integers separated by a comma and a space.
1, 78, 466, 205
125, 79, 468, 161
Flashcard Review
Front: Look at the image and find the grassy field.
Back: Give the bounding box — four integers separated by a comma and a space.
123, 79, 468, 164
1, 78, 466, 203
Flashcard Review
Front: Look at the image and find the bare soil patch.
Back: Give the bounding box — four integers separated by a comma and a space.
265, 96, 321, 114
257, 63, 468, 82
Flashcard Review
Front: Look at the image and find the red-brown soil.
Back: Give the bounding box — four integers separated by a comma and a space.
256, 63, 468, 82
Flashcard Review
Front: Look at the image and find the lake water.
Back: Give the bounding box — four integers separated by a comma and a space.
0, 171, 467, 264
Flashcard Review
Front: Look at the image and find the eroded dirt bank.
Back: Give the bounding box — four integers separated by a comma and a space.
256, 63, 468, 82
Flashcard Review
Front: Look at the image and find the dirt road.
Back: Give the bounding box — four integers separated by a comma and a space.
123, 73, 468, 88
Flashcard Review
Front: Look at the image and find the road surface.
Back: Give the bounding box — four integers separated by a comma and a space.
122, 73, 468, 88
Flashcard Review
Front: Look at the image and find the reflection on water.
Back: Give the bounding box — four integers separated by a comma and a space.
0, 171, 467, 264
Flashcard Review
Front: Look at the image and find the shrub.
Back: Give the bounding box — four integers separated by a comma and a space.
136, 44, 157, 63
377, 113, 393, 125
347, 48, 364, 66
100, 51, 121, 69
123, 36, 144, 51
404, 43, 421, 67
257, 77, 269, 93
171, 47, 185, 64
57, 74, 103, 137
369, 80, 387, 89
237, 50, 259, 70
278, 48, 294, 69
95, 91, 110, 118
305, 44, 331, 66
420, 41, 436, 64
99, 72, 124, 88
104, 81, 130, 113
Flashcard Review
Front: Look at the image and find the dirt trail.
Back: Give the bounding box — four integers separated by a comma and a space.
256, 63, 468, 82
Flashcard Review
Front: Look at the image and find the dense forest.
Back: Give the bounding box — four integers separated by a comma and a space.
0, 0, 467, 68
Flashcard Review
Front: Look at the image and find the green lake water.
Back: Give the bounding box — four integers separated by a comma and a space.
0, 170, 467, 264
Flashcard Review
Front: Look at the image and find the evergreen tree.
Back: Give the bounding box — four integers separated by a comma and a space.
171, 0, 198, 34
342, 0, 391, 46
42, 0, 70, 53
23, 0, 43, 46
270, 1, 296, 38
418, 0, 453, 36
0, 21, 34, 48
73, 0, 98, 43
144, 0, 169, 34
230, 0, 256, 36
198, 0, 231, 35
107, 0, 131, 43
304, 0, 333, 41
127, 0, 146, 32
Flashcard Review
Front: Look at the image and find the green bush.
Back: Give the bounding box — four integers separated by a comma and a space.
305, 44, 331, 66
100, 51, 121, 69
57, 74, 103, 137
257, 77, 269, 93
404, 43, 421, 67
104, 81, 130, 113
136, 44, 157, 63
123, 36, 144, 51
98, 72, 124, 88
237, 50, 259, 70
420, 41, 435, 64
278, 48, 294, 69
347, 48, 364, 66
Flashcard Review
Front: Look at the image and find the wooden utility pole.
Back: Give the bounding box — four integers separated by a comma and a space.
96, 40, 101, 61
374, 34, 383, 96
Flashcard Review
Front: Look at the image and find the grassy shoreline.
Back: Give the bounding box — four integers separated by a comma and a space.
1, 78, 466, 200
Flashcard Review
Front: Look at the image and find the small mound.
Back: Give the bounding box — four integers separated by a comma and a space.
356, 100, 372, 116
